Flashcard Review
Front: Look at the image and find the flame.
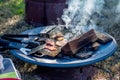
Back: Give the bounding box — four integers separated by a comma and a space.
62, 0, 105, 36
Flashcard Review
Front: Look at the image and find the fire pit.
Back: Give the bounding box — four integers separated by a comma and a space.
10, 26, 117, 68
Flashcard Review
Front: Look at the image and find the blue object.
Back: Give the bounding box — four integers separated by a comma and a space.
10, 27, 117, 68
0, 58, 20, 79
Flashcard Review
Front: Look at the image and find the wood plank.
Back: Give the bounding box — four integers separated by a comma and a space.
61, 29, 98, 55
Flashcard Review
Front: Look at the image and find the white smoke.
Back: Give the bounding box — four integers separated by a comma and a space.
116, 0, 120, 13
62, 0, 105, 36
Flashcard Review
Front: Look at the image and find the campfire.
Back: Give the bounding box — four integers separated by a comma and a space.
29, 26, 113, 59
20, 0, 110, 59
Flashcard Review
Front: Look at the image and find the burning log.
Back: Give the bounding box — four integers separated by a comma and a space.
61, 29, 98, 55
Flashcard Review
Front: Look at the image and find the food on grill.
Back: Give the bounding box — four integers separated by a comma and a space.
44, 45, 57, 51
32, 44, 60, 57
46, 39, 55, 45
57, 37, 64, 41
32, 37, 66, 57
56, 31, 64, 37
37, 49, 59, 57
51, 31, 64, 40
56, 39, 67, 47
45, 39, 57, 51
30, 29, 113, 59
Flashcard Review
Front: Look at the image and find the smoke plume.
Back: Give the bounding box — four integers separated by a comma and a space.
62, 0, 105, 36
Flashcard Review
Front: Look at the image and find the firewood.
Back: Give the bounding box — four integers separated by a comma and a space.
61, 29, 98, 55
96, 32, 113, 44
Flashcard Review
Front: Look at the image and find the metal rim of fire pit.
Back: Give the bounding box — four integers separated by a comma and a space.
10, 26, 117, 68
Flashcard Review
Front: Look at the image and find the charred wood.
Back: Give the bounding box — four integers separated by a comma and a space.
61, 29, 98, 55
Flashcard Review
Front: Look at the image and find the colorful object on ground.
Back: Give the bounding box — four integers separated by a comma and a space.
0, 58, 21, 80
0, 72, 17, 79
0, 78, 19, 80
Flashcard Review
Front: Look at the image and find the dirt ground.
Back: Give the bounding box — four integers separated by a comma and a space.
0, 0, 120, 80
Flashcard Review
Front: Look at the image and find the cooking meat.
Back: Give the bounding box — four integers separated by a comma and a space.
45, 39, 57, 51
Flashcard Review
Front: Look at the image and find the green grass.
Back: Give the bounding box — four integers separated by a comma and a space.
0, 0, 25, 17
0, 72, 17, 78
